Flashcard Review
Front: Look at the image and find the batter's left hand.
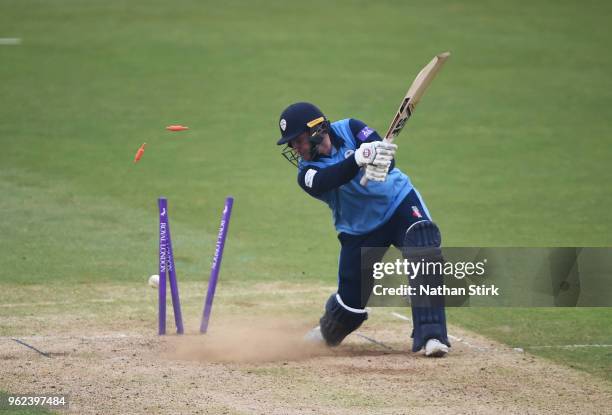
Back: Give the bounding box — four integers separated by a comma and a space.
364, 162, 391, 182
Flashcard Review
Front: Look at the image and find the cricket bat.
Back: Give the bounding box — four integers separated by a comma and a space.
360, 51, 450, 186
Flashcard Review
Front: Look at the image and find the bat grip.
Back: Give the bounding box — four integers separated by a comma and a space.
359, 137, 392, 186
359, 173, 369, 186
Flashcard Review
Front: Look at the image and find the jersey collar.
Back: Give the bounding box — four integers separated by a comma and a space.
329, 128, 343, 149
314, 128, 343, 160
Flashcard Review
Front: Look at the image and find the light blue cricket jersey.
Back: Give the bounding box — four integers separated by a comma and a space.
298, 119, 413, 235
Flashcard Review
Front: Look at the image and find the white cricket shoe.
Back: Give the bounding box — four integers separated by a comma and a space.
304, 326, 326, 345
425, 338, 449, 357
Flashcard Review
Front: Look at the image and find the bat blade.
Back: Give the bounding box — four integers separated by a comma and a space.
384, 51, 450, 142
360, 51, 450, 186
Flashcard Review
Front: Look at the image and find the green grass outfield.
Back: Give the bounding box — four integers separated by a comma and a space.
1, 0, 611, 386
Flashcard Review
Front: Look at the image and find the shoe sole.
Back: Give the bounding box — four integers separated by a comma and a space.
425, 349, 448, 357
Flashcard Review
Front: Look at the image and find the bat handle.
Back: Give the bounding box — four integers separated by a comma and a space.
358, 137, 392, 187
359, 173, 369, 186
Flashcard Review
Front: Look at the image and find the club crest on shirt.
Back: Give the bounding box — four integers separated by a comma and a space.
411, 206, 423, 218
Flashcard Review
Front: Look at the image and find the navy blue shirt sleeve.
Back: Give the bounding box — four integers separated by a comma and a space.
297, 155, 360, 197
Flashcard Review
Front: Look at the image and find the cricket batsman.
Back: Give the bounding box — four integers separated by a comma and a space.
276, 102, 450, 357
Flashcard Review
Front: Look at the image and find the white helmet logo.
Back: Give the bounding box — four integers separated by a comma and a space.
280, 119, 287, 131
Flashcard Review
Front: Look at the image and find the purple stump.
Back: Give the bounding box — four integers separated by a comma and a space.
158, 197, 184, 335
158, 198, 168, 335
165, 208, 184, 334
200, 197, 234, 333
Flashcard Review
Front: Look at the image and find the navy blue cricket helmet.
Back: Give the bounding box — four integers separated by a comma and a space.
277, 102, 328, 145
277, 102, 330, 166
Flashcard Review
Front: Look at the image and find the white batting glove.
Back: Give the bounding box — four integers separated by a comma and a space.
354, 142, 377, 167
372, 141, 397, 166
364, 163, 391, 182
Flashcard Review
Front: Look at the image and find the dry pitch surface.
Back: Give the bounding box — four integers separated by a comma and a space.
1, 282, 611, 414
